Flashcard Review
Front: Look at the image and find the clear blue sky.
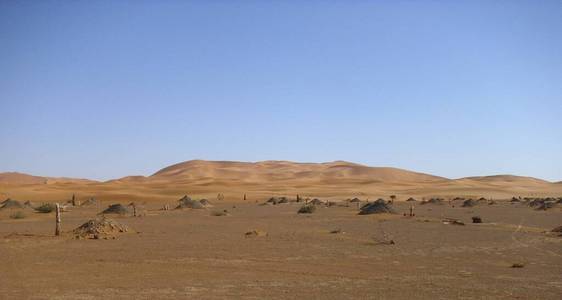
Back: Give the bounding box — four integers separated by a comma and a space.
1, 1, 561, 181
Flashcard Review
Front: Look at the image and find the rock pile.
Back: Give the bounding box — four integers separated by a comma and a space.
358, 199, 395, 215
176, 195, 209, 209
100, 204, 130, 215
73, 217, 131, 239
0, 199, 24, 209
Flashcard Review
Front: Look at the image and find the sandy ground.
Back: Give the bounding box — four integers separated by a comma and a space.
1, 199, 561, 299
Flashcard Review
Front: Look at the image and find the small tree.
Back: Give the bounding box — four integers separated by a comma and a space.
390, 195, 396, 204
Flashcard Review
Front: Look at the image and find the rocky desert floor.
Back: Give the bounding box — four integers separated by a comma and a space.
1, 199, 561, 299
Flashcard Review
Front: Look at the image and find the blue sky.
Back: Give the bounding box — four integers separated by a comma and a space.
1, 1, 561, 181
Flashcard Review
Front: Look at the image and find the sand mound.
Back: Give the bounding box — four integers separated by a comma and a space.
176, 196, 206, 209
81, 197, 97, 206
421, 198, 444, 205
0, 199, 24, 209
358, 199, 395, 215
199, 199, 212, 207
536, 201, 558, 210
528, 198, 559, 210
309, 198, 325, 205
101, 204, 130, 215
462, 199, 478, 207
266, 197, 289, 205
73, 217, 131, 239
23, 200, 35, 208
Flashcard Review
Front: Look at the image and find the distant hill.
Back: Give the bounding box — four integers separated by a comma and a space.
0, 172, 96, 185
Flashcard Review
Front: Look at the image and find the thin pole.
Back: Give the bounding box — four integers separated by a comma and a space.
55, 203, 61, 236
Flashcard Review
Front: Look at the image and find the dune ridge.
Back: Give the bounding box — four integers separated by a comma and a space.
0, 160, 560, 201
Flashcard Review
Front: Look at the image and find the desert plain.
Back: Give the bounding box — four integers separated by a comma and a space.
1, 160, 561, 299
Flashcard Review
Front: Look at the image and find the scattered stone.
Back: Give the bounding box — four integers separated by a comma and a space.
551, 226, 562, 236
211, 210, 229, 216
245, 230, 268, 238
511, 263, 525, 268
472, 216, 482, 223
330, 228, 345, 234
266, 197, 290, 205
442, 218, 465, 226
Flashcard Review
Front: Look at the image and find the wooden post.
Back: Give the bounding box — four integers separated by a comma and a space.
409, 205, 414, 217
55, 203, 61, 236
244, 193, 247, 201
133, 204, 137, 217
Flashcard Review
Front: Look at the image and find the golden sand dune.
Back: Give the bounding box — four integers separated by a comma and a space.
151, 160, 446, 182
0, 160, 560, 202
0, 172, 96, 185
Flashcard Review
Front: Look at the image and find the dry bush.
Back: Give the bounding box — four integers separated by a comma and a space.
35, 203, 56, 213
10, 211, 26, 219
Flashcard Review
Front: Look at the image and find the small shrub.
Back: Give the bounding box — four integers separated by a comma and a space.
35, 203, 56, 213
10, 211, 26, 219
298, 205, 316, 214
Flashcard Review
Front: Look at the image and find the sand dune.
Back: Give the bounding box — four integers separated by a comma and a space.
0, 160, 560, 202
0, 172, 96, 185
151, 160, 446, 182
